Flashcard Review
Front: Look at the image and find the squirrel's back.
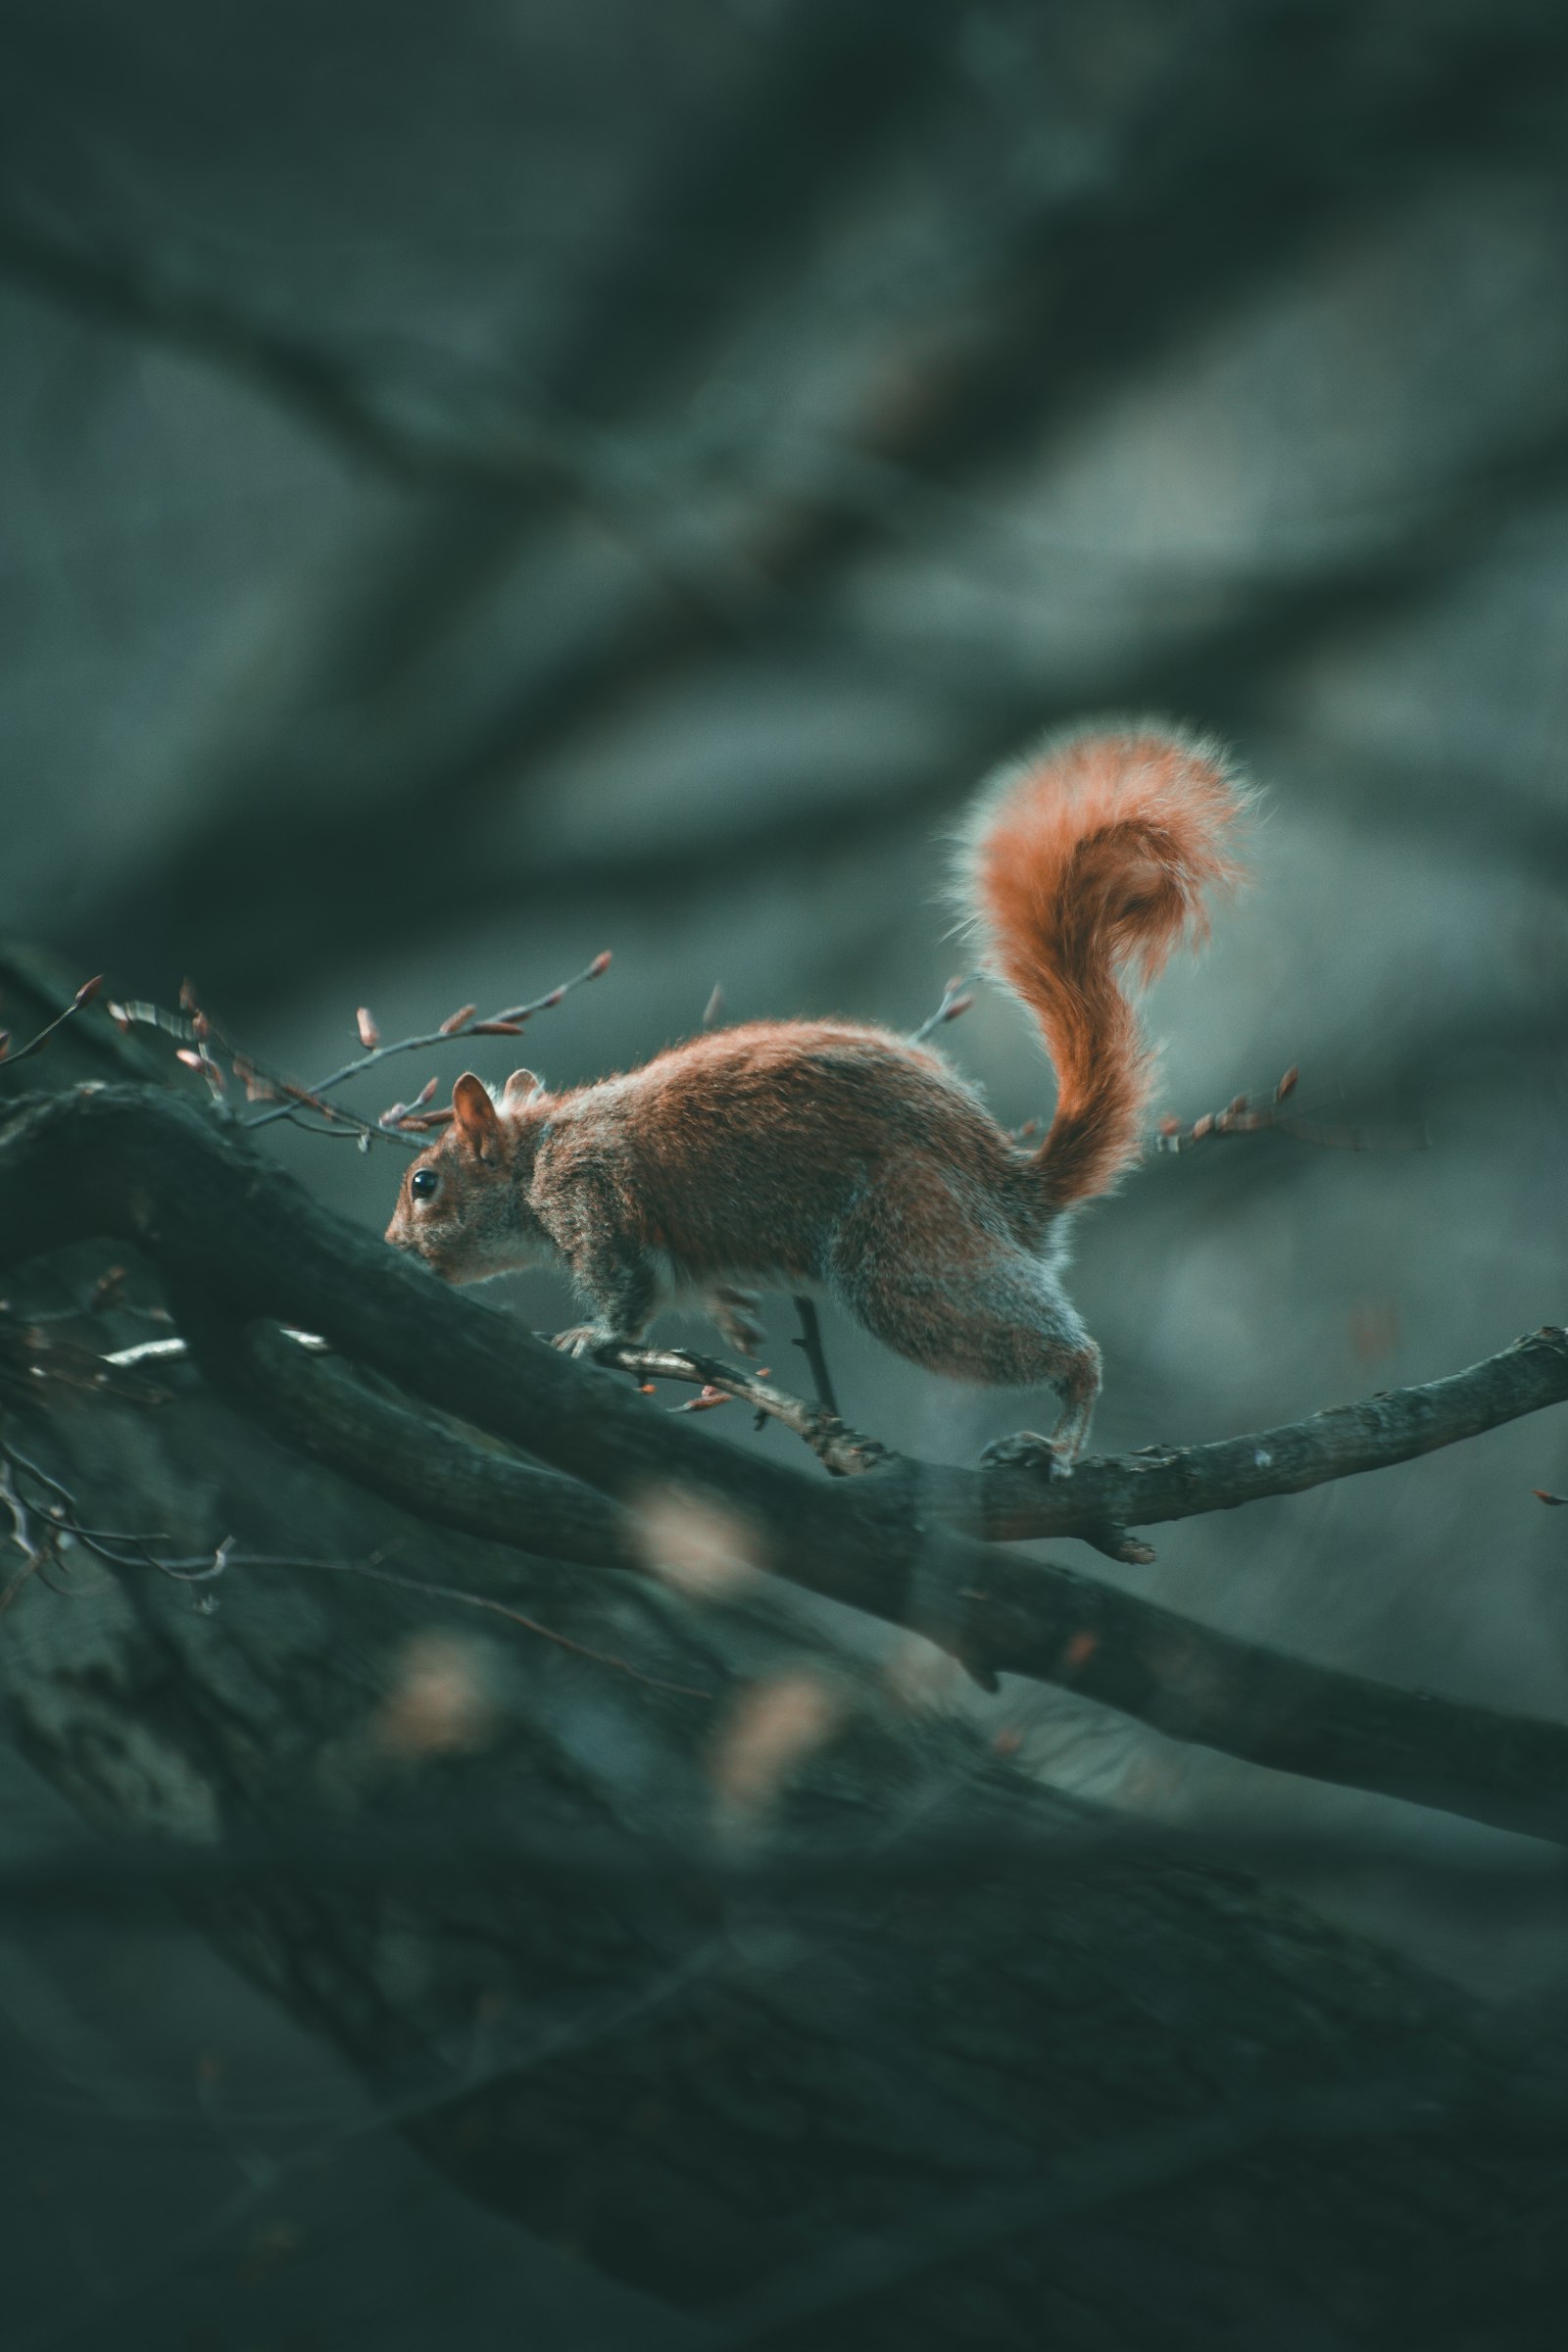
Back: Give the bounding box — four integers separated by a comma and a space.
956, 721, 1250, 1204
540, 1018, 1019, 1282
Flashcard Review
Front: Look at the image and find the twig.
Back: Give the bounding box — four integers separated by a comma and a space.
0, 1452, 47, 1618
0, 974, 102, 1068
1153, 1064, 1426, 1157
103, 950, 610, 1152
268, 1554, 710, 1701
108, 992, 399, 1150
245, 950, 612, 1133
791, 1296, 842, 1422
0, 1299, 172, 1412
910, 973, 977, 1047
584, 1338, 890, 1477
0, 1432, 703, 1699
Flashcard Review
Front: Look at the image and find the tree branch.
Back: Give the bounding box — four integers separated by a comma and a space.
0, 208, 593, 499
174, 1307, 647, 1577
587, 1337, 888, 1476
967, 1327, 1568, 1545
4, 1084, 1568, 1840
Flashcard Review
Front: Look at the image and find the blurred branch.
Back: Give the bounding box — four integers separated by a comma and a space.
4, 1084, 1568, 1840
0, 208, 608, 499
67, 4, 1568, 991
412, 402, 1568, 937
1, 1802, 1564, 1917
0, 1421, 706, 1694
120, 387, 1568, 1000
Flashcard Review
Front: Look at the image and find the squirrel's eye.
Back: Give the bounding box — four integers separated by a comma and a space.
410, 1168, 440, 1200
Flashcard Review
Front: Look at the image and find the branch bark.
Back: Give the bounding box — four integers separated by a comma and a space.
3, 1081, 1568, 1840
3, 1061, 1568, 2343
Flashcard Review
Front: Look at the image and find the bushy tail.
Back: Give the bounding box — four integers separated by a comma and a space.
956, 721, 1250, 1206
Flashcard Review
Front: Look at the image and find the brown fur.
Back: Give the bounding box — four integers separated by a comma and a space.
385, 723, 1250, 1460
956, 720, 1250, 1204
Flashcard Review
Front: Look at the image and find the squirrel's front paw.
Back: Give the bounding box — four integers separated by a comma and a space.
980, 1429, 1075, 1480
550, 1324, 610, 1359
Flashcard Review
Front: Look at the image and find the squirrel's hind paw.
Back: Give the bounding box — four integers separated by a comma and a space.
981, 1430, 1076, 1480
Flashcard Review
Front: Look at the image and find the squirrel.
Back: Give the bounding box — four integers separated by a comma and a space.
385, 722, 1250, 1463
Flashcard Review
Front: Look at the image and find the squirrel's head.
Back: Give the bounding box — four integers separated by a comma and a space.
384, 1068, 549, 1283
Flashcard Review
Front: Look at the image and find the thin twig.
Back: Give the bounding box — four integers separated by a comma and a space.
0, 975, 102, 1068
1152, 1064, 1426, 1157
791, 1296, 842, 1421
583, 1338, 890, 1477
109, 993, 398, 1150
245, 950, 612, 1133
0, 1453, 46, 1618
0, 1434, 704, 1699
910, 972, 977, 1047
275, 1555, 710, 1700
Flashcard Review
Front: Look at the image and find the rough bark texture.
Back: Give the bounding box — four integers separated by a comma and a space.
5, 1069, 1568, 1840
1, 966, 1566, 2347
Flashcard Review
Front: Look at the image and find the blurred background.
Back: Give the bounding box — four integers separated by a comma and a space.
3, 0, 1568, 2337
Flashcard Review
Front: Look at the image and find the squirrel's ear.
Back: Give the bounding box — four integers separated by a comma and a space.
501, 1066, 543, 1108
451, 1072, 503, 1161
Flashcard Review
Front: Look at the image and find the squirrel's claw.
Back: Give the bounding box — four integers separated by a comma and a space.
550, 1324, 609, 1359
980, 1429, 1075, 1480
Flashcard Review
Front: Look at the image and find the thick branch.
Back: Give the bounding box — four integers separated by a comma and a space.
184, 1309, 646, 1577
4, 1085, 1568, 1840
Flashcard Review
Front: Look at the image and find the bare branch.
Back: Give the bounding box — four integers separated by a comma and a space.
246, 949, 612, 1133
790, 1295, 843, 1425
95, 1310, 1568, 1561
1152, 1063, 1427, 1159
4, 1085, 1568, 1839
0, 973, 102, 1068
0, 207, 608, 501
97, 949, 612, 1157
0, 1452, 50, 1618
0, 1406, 703, 1699
910, 973, 977, 1048
586, 1337, 888, 1476
966, 1328, 1568, 1552
177, 1309, 646, 1576
109, 990, 398, 1149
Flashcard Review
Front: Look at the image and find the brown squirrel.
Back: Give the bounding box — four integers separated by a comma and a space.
385, 723, 1249, 1463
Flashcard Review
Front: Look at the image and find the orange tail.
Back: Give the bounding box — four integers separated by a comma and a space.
957, 721, 1250, 1206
